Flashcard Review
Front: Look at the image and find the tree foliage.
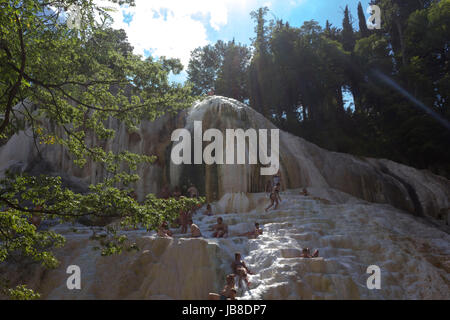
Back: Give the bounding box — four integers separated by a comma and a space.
0, 0, 202, 299
187, 40, 251, 101
206, 1, 450, 177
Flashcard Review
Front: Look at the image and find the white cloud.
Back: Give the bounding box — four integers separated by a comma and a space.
95, 0, 260, 68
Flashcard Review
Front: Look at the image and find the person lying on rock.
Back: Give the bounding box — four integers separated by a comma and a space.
210, 217, 228, 238
265, 183, 282, 212
231, 252, 254, 288
300, 248, 319, 258
238, 222, 263, 239
157, 221, 173, 238
208, 274, 236, 300
188, 219, 202, 238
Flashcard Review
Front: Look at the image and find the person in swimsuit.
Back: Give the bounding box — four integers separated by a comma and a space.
265, 183, 281, 212
231, 252, 254, 288
204, 204, 213, 216
273, 169, 282, 189
300, 248, 319, 258
238, 222, 263, 239
208, 274, 236, 300
157, 221, 173, 238
211, 217, 228, 238
189, 219, 202, 237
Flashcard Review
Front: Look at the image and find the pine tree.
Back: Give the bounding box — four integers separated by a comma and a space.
357, 2, 369, 37
342, 5, 355, 51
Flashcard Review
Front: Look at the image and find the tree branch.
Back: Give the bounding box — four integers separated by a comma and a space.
0, 14, 26, 135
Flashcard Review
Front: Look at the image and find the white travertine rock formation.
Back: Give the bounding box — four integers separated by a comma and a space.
3, 190, 448, 300
1, 96, 448, 220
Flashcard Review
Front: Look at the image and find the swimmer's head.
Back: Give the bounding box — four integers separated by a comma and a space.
207, 204, 211, 210
235, 252, 241, 260
188, 219, 193, 225
217, 217, 223, 223
255, 222, 259, 228
302, 248, 308, 254
276, 182, 281, 186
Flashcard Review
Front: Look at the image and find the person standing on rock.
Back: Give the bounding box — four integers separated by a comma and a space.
265, 183, 282, 212
272, 169, 282, 189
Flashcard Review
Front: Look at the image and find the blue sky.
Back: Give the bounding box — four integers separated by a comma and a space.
205, 0, 371, 45
104, 0, 371, 84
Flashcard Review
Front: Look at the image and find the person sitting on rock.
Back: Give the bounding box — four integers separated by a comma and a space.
188, 219, 202, 238
265, 183, 281, 212
211, 217, 228, 238
157, 221, 172, 238
238, 222, 263, 239
300, 248, 319, 258
204, 204, 213, 216
208, 274, 235, 300
231, 252, 254, 288
227, 288, 237, 300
